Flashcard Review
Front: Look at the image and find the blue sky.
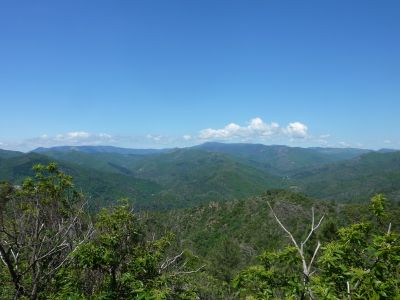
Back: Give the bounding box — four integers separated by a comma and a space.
0, 0, 399, 151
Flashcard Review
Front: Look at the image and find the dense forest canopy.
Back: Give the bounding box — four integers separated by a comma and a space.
0, 161, 399, 299
1, 144, 400, 210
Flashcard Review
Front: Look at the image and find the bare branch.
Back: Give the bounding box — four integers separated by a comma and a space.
173, 264, 206, 275
347, 281, 351, 299
387, 222, 392, 235
267, 201, 325, 300
308, 241, 321, 274
302, 208, 324, 248
267, 202, 300, 250
160, 251, 185, 271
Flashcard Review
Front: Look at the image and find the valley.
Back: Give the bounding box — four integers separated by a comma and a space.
1, 143, 398, 210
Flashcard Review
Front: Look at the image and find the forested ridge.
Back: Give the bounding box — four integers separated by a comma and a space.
2, 143, 400, 210
1, 145, 400, 298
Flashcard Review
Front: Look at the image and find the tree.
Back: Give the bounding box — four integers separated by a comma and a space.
314, 195, 400, 299
0, 163, 204, 299
52, 200, 204, 299
234, 195, 400, 299
234, 201, 324, 299
210, 238, 242, 283
0, 163, 92, 300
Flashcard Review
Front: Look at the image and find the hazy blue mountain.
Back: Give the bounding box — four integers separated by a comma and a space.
195, 142, 370, 175
377, 148, 399, 153
0, 149, 24, 159
30, 149, 145, 175
307, 147, 371, 159
33, 145, 173, 155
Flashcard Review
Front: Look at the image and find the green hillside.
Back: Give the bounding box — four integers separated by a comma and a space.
125, 148, 287, 208
0, 148, 287, 210
33, 145, 172, 155
196, 142, 370, 175
0, 152, 162, 209
33, 143, 370, 177
294, 151, 400, 202
145, 189, 400, 288
30, 146, 289, 208
0, 149, 24, 159
32, 149, 145, 175
2, 144, 400, 209
1, 155, 400, 298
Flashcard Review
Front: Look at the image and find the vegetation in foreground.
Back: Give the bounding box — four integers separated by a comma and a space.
0, 164, 399, 299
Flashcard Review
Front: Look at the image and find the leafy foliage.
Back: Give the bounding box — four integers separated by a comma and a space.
233, 195, 400, 299
0, 164, 202, 299
0, 163, 90, 299
1, 159, 400, 299
51, 202, 198, 299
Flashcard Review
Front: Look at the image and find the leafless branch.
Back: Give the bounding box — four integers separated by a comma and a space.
173, 264, 206, 275
160, 251, 184, 271
267, 202, 300, 250
308, 241, 321, 274
347, 281, 351, 299
267, 201, 325, 300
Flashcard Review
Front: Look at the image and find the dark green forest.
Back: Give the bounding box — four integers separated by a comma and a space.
1, 144, 400, 299
2, 143, 400, 209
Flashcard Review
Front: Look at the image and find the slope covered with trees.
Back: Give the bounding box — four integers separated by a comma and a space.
234, 194, 400, 299
1, 148, 287, 210
1, 143, 400, 210
294, 151, 400, 202
1, 164, 399, 299
195, 142, 370, 175
0, 152, 162, 209
0, 164, 204, 299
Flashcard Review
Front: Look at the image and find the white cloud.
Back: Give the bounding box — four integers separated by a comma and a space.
283, 122, 308, 138
67, 131, 90, 139
199, 122, 243, 139
183, 135, 192, 141
198, 117, 308, 141
1, 131, 116, 151
384, 139, 392, 144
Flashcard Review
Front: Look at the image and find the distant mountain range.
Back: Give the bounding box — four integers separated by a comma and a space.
1, 142, 399, 209
33, 145, 173, 155
195, 142, 371, 175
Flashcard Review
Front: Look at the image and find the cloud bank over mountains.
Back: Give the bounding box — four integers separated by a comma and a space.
0, 117, 384, 151
199, 118, 308, 140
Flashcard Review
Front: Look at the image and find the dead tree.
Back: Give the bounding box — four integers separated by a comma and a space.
267, 201, 324, 299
